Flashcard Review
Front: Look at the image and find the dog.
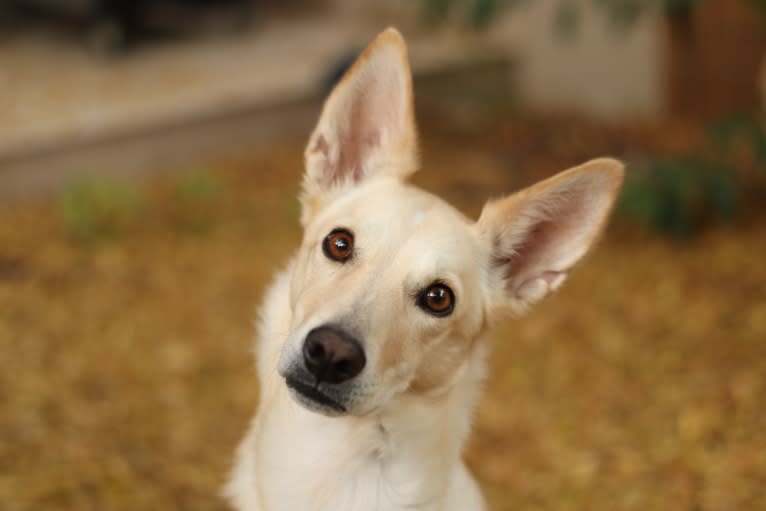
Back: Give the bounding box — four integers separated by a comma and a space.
225, 27, 624, 511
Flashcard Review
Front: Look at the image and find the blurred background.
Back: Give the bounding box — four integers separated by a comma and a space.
1, 0, 765, 509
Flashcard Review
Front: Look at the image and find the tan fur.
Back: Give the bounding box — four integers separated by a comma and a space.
226, 28, 624, 511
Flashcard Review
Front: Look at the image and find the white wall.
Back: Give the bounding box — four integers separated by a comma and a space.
486, 1, 663, 119
329, 0, 664, 120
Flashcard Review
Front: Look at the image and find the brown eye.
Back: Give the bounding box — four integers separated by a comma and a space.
322, 228, 354, 262
417, 283, 455, 317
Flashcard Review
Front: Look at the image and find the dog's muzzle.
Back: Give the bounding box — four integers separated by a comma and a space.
283, 325, 366, 415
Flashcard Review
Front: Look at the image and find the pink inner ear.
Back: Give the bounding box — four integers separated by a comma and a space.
503, 234, 569, 301
514, 271, 567, 303
479, 158, 623, 307
339, 94, 382, 184
501, 218, 561, 290
303, 30, 420, 197
308, 90, 391, 188
496, 191, 592, 297
539, 271, 566, 289
309, 124, 381, 187
310, 135, 330, 160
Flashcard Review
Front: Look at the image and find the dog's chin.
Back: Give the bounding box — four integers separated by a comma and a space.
285, 377, 348, 417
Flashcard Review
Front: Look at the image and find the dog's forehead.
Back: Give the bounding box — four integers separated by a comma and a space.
312, 179, 473, 246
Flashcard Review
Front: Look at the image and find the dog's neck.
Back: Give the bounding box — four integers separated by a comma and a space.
259, 353, 484, 510
370, 351, 486, 478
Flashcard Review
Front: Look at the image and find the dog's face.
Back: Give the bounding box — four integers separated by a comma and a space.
277, 29, 623, 416
279, 178, 488, 415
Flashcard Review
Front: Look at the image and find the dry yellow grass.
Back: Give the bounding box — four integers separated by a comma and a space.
1, 128, 765, 511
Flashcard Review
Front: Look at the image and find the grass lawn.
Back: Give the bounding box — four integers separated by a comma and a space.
1, 118, 765, 510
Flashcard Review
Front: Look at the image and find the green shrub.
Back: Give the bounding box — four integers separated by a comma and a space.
58, 178, 146, 241
619, 157, 738, 238
167, 170, 223, 235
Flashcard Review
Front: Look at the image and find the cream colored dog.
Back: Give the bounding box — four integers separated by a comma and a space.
226, 28, 623, 511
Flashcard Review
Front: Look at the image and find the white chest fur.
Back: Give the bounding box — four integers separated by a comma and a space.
227, 389, 485, 511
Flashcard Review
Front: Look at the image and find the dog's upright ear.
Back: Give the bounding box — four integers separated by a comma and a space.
476, 158, 624, 314
301, 28, 417, 223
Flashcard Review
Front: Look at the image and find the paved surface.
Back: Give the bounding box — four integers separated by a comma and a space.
0, 17, 368, 160
0, 16, 508, 199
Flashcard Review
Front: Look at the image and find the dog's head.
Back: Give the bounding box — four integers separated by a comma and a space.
277, 28, 623, 416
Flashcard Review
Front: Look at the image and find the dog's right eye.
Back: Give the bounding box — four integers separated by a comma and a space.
322, 228, 354, 262
417, 282, 455, 317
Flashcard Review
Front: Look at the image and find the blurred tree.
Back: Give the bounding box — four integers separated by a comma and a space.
423, 0, 766, 237
664, 0, 765, 120
423, 0, 701, 31
424, 0, 765, 119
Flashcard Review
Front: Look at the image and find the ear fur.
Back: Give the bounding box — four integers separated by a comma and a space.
476, 158, 624, 314
301, 28, 418, 224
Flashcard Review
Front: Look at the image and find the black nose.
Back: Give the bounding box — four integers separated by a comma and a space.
302, 326, 366, 384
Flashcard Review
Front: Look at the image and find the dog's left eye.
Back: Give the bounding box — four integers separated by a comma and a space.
417, 283, 455, 317
322, 228, 354, 262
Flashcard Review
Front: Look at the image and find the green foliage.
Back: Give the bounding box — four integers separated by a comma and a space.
592, 0, 644, 29
422, 0, 713, 33
660, 0, 702, 18
423, 0, 529, 29
619, 157, 738, 238
58, 169, 225, 241
554, 1, 582, 40
423, 0, 656, 33
59, 178, 146, 241
619, 114, 766, 238
174, 169, 222, 203
709, 114, 766, 171
166, 170, 224, 235
745, 0, 766, 21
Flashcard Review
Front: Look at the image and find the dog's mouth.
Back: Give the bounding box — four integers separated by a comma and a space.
285, 376, 347, 414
